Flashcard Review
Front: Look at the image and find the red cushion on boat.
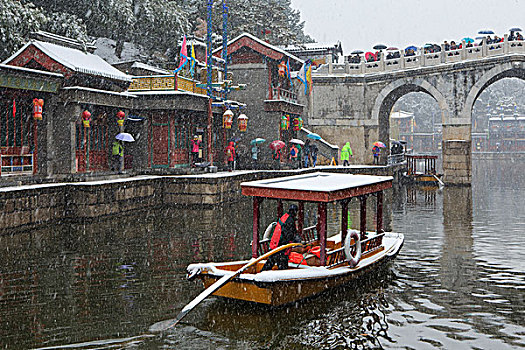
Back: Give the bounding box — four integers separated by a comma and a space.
310, 246, 321, 258
288, 252, 307, 265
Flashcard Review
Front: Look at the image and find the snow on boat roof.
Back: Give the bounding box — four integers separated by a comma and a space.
4, 41, 132, 82
241, 172, 392, 202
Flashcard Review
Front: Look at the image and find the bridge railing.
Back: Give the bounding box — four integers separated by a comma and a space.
324, 34, 524, 77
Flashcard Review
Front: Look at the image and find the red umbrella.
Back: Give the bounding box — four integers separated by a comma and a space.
365, 52, 377, 61
269, 140, 285, 150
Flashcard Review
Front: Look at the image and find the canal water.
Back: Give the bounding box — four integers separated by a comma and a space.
0, 159, 524, 349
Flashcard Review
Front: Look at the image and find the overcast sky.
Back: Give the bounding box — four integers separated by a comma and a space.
290, 0, 524, 53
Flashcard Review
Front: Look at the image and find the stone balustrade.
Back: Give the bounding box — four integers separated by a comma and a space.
324, 35, 525, 76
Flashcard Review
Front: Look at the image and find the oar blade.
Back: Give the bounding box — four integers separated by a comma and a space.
151, 242, 302, 332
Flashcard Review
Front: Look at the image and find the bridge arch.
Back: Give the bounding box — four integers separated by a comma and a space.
371, 77, 450, 144
461, 62, 525, 120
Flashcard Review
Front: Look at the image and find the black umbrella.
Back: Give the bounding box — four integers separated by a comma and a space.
351, 50, 364, 55
373, 44, 387, 50
510, 27, 522, 32
478, 30, 494, 35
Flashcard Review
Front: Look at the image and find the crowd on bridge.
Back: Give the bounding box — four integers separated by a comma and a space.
346, 27, 524, 64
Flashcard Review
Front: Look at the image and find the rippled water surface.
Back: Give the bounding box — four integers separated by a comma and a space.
0, 159, 524, 349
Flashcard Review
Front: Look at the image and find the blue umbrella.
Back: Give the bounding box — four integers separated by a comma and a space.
510, 27, 522, 32
462, 37, 474, 44
478, 30, 494, 34
423, 43, 434, 48
307, 133, 321, 140
250, 138, 265, 145
405, 45, 417, 52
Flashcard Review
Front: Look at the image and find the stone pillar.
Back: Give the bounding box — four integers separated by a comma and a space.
420, 47, 426, 66
503, 34, 509, 54
53, 103, 81, 174
328, 55, 333, 74
442, 124, 471, 185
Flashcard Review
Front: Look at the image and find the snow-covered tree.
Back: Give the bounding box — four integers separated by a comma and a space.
0, 0, 46, 60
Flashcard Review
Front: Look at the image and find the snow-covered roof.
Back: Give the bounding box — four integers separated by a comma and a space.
0, 63, 63, 77
281, 43, 338, 51
61, 86, 137, 98
130, 62, 171, 75
242, 172, 392, 202
3, 40, 132, 82
213, 33, 304, 64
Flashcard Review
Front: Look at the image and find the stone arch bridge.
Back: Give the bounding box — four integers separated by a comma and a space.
300, 39, 525, 184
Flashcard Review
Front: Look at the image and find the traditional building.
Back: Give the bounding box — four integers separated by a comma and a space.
0, 31, 245, 180
213, 33, 306, 168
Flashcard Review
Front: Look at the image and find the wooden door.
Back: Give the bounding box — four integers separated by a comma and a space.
151, 122, 169, 168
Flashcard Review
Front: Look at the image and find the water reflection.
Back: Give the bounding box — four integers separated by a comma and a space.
1, 159, 524, 349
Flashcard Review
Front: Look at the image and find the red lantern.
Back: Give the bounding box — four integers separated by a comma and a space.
278, 61, 286, 77
33, 98, 44, 120
82, 110, 91, 128
116, 110, 125, 126
238, 114, 248, 132
293, 116, 303, 131
223, 109, 233, 129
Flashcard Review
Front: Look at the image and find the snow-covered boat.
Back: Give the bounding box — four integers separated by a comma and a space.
186, 172, 404, 306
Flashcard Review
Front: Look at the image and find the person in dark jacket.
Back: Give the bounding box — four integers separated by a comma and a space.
310, 143, 319, 167
261, 204, 303, 271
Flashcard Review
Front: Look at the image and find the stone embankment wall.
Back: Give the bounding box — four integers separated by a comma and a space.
0, 166, 404, 233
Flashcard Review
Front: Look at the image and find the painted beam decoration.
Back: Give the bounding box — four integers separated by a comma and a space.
0, 74, 59, 92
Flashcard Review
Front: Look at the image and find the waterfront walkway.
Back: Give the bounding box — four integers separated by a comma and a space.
0, 163, 404, 233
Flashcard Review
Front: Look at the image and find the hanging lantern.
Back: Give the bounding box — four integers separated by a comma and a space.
280, 115, 288, 130
116, 110, 125, 126
223, 109, 233, 129
286, 114, 290, 129
82, 110, 91, 128
238, 114, 248, 132
293, 117, 299, 131
293, 116, 303, 131
278, 61, 286, 77
32, 98, 44, 120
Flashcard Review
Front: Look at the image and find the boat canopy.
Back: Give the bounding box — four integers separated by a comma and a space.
241, 172, 393, 202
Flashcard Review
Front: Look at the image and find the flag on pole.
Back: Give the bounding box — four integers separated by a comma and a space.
305, 63, 313, 95
296, 61, 306, 86
286, 58, 293, 87
189, 43, 196, 78
174, 35, 188, 74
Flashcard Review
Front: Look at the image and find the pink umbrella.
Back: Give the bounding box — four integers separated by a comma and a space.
269, 140, 285, 150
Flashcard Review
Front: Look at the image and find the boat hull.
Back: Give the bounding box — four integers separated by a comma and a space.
189, 232, 404, 306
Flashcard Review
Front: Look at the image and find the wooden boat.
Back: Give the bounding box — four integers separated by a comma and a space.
404, 154, 443, 185
186, 172, 404, 306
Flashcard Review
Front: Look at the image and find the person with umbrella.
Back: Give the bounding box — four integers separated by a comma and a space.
251, 144, 259, 169
111, 139, 123, 171
289, 143, 299, 169
303, 139, 311, 168
225, 141, 236, 172
372, 145, 380, 164
310, 142, 319, 167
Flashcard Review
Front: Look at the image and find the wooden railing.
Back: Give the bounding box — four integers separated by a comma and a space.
1, 154, 33, 175
128, 75, 207, 96
327, 233, 385, 267
269, 86, 298, 103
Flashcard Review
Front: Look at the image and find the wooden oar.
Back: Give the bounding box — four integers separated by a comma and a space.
152, 242, 302, 332
433, 174, 445, 187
